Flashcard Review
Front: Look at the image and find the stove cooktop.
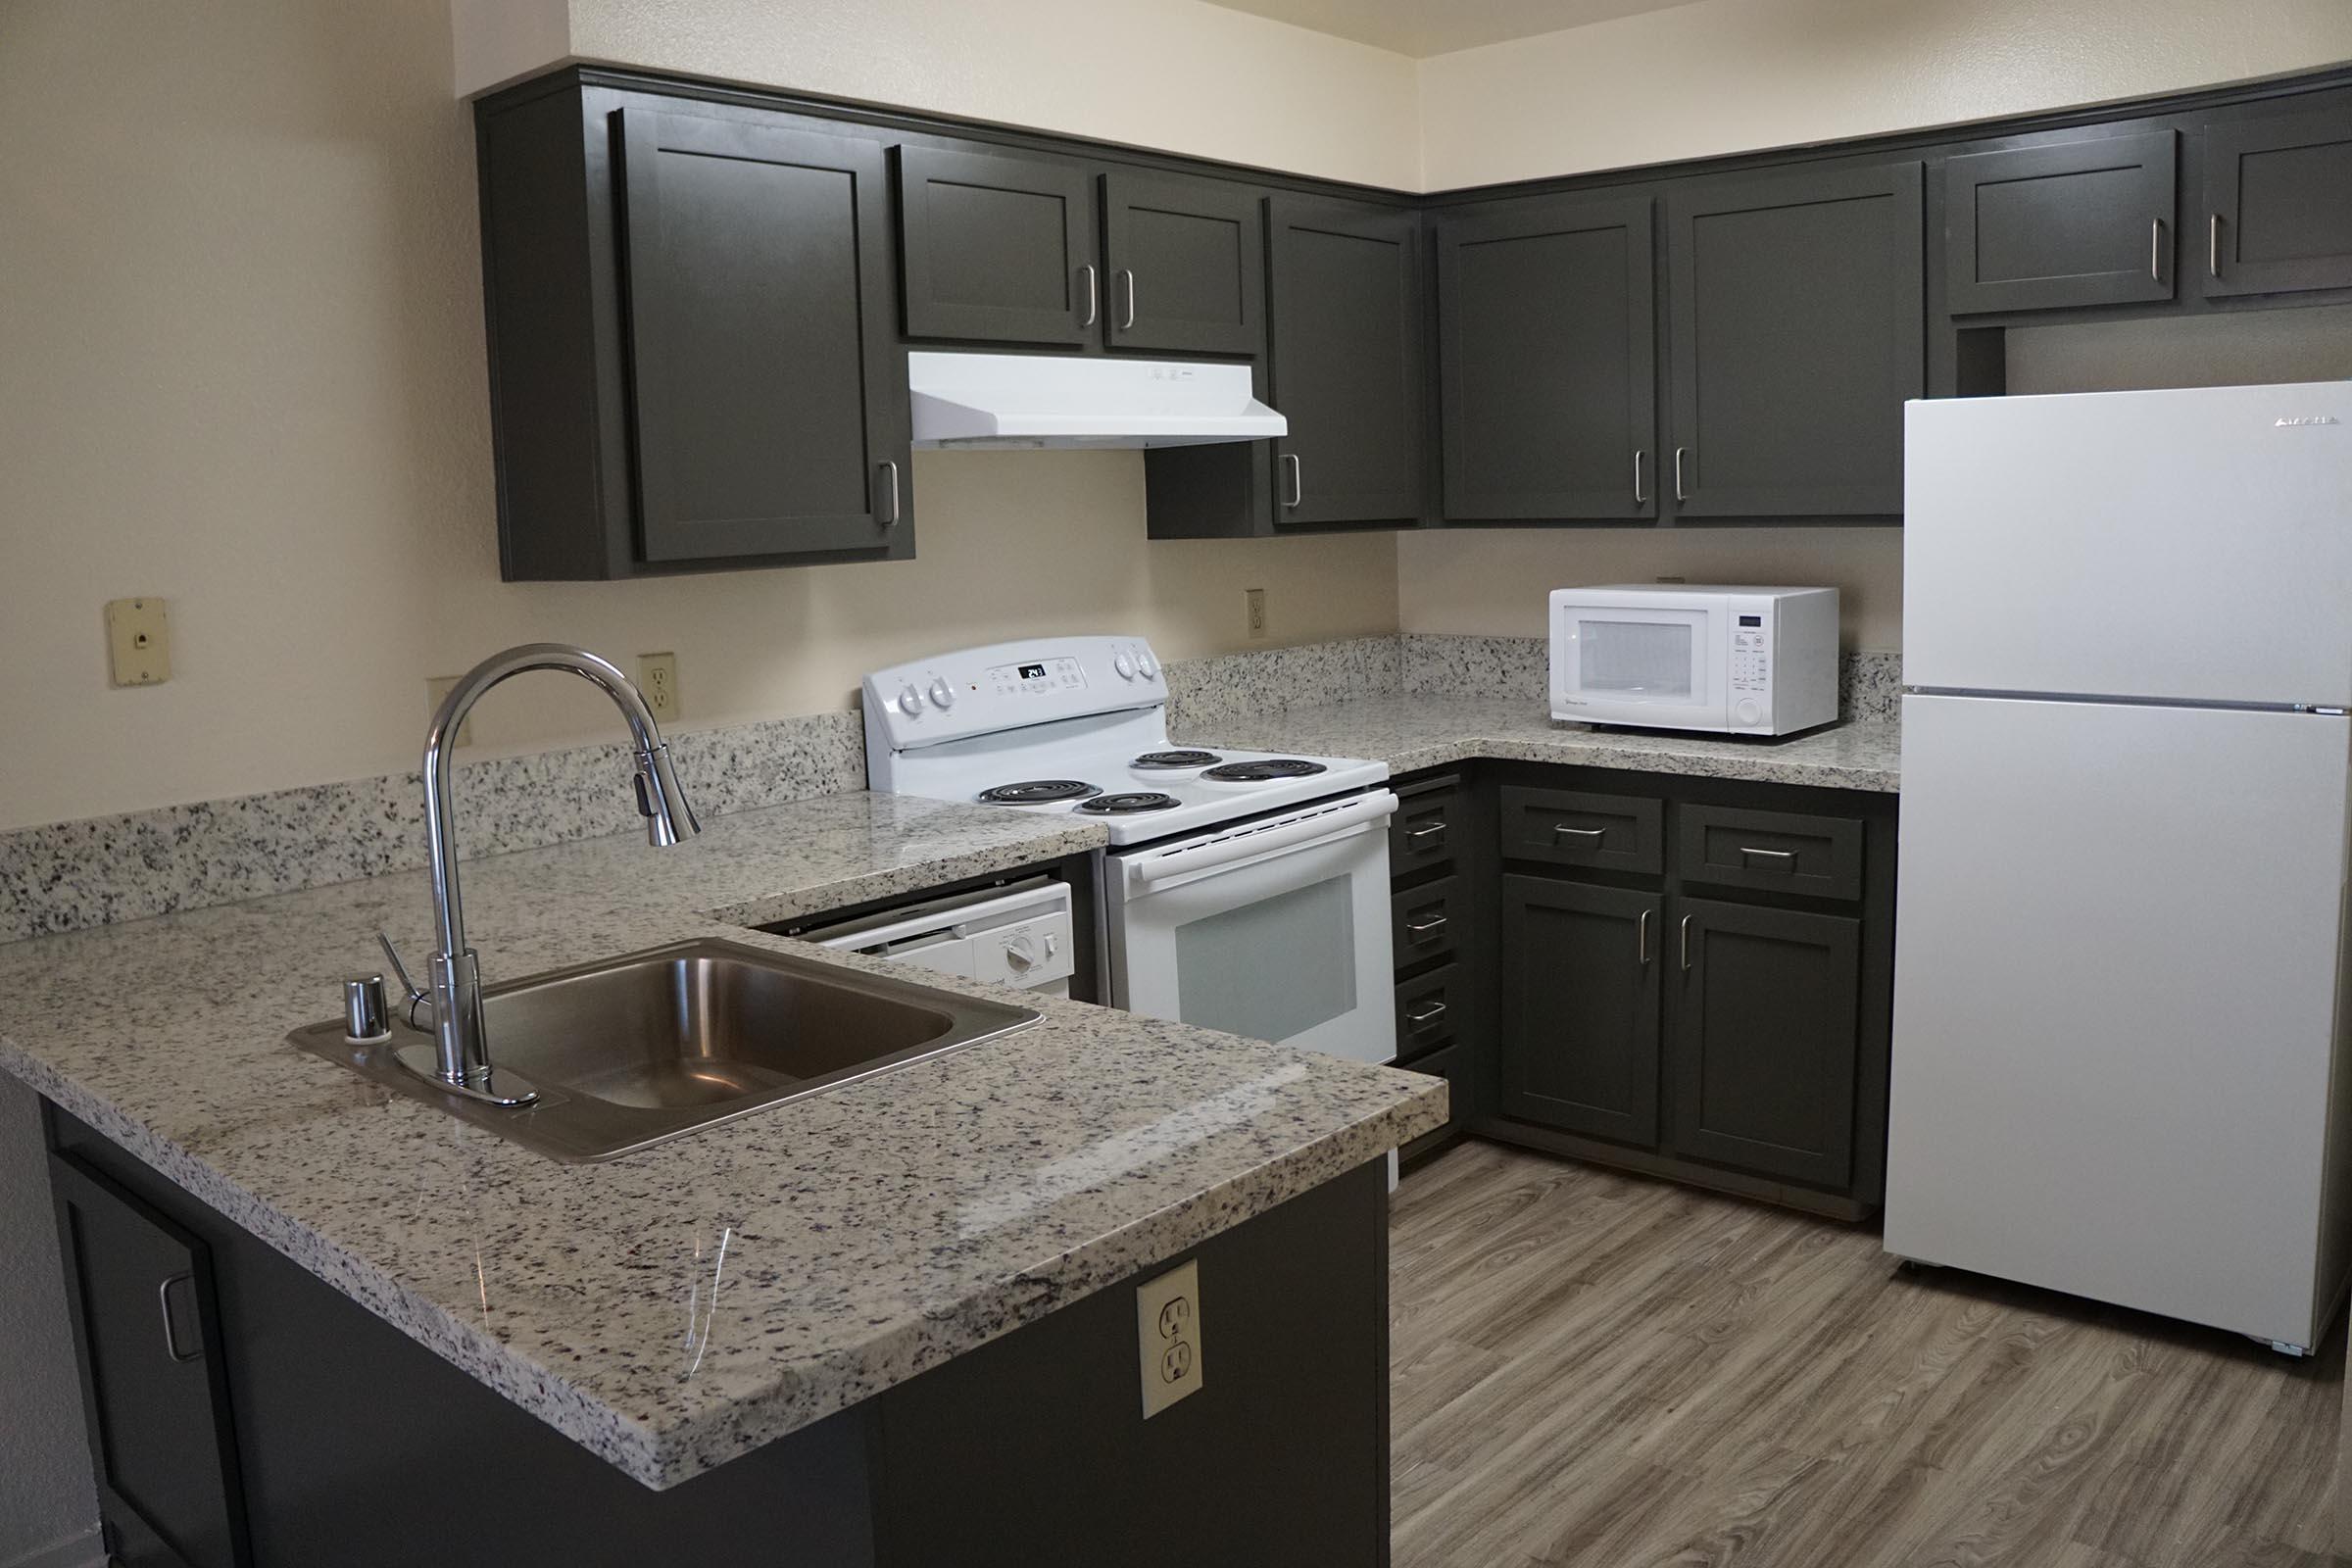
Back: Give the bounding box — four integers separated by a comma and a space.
952, 742, 1388, 846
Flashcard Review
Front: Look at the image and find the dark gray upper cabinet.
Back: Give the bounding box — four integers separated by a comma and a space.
1666, 162, 1923, 518
1103, 172, 1266, 357
1497, 875, 1662, 1146
1265, 195, 1426, 527
1436, 194, 1657, 522
619, 111, 907, 564
1944, 130, 2178, 313
2203, 106, 2352, 298
51, 1152, 250, 1568
896, 144, 1096, 344
1668, 897, 1860, 1188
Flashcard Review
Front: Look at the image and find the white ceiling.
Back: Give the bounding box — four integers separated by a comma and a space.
1204, 0, 1708, 58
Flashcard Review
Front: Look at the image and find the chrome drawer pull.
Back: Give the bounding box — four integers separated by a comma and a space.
2150, 217, 2166, 284
1638, 906, 1652, 965
1738, 846, 1797, 866
159, 1272, 200, 1364
1406, 822, 1447, 844
1077, 263, 1099, 328
1552, 824, 1607, 842
1405, 1001, 1449, 1030
1680, 914, 1694, 972
1405, 914, 1449, 939
2209, 213, 2223, 277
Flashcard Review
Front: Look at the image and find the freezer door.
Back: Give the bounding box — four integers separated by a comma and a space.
1905, 383, 2352, 706
1886, 695, 2352, 1348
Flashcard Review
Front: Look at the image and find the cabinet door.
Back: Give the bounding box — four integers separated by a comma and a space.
1437, 194, 1656, 521
1103, 172, 1265, 356
2203, 107, 2352, 298
1944, 130, 2177, 313
1666, 163, 1922, 516
1266, 196, 1426, 527
1668, 897, 1860, 1188
1497, 876, 1662, 1145
897, 144, 1097, 344
50, 1152, 249, 1568
618, 110, 906, 564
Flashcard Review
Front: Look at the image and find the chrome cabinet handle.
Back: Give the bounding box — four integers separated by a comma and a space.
1405, 1000, 1448, 1030
2150, 217, 2166, 284
878, 461, 901, 526
1680, 914, 1694, 972
1634, 449, 1648, 506
2209, 214, 2223, 277
1673, 447, 1690, 502
159, 1272, 200, 1364
1638, 907, 1652, 965
1738, 846, 1797, 866
1118, 269, 1137, 330
1405, 822, 1446, 844
1552, 824, 1606, 842
1283, 452, 1302, 509
1405, 914, 1449, 939
1078, 263, 1098, 328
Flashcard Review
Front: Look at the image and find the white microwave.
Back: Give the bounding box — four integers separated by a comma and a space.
1550, 585, 1839, 736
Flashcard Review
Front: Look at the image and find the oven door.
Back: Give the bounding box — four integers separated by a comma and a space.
1106, 792, 1398, 1064
1552, 598, 1727, 729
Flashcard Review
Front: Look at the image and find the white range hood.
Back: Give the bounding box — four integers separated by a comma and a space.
906, 351, 1286, 449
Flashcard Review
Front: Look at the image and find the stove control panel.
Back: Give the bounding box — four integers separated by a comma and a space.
863, 636, 1169, 758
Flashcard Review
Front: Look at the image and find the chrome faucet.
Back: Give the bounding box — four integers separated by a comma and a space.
379, 644, 700, 1106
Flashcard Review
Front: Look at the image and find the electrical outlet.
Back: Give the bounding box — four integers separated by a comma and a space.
1245, 587, 1267, 641
1135, 1259, 1202, 1417
638, 652, 680, 722
104, 598, 171, 687
425, 676, 475, 747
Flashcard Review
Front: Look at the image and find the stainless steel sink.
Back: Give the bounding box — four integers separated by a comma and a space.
294, 939, 1039, 1161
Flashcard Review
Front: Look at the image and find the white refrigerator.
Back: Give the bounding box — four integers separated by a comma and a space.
1887, 382, 2352, 1354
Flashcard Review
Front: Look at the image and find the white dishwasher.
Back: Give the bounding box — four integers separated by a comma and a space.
802, 880, 1076, 998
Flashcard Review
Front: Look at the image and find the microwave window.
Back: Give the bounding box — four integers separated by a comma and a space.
1579, 618, 1694, 698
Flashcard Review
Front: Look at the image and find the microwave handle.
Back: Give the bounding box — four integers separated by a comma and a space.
1132, 792, 1397, 884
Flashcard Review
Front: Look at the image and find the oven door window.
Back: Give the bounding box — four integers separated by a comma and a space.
1579, 616, 1697, 699
1174, 875, 1356, 1044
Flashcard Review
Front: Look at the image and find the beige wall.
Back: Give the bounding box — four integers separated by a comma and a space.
0, 0, 1398, 833
459, 0, 1422, 189
1417, 0, 2352, 189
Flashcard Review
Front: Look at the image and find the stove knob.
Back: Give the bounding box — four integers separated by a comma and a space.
898, 683, 924, 717
1113, 652, 1136, 681
929, 678, 956, 710
1136, 651, 1158, 680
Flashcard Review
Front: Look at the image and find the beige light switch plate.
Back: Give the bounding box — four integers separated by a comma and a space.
104, 598, 171, 687
1135, 1258, 1202, 1417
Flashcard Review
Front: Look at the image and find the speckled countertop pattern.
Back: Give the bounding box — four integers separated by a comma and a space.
1188, 696, 1901, 793
0, 788, 1446, 1490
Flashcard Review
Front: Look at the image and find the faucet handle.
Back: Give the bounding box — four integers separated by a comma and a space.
376, 931, 431, 1026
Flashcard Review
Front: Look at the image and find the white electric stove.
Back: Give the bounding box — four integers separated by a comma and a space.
864, 637, 1399, 1066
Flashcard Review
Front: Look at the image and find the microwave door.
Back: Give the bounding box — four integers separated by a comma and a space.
1108, 801, 1397, 1065
1560, 606, 1722, 727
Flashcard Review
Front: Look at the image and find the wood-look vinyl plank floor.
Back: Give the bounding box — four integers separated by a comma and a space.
1390, 1142, 2343, 1568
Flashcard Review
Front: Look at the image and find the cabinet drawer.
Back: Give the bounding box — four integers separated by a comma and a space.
1395, 963, 1462, 1061
1390, 778, 1465, 877
1499, 786, 1662, 875
1392, 876, 1462, 969
1677, 803, 1863, 902
1397, 1042, 1466, 1161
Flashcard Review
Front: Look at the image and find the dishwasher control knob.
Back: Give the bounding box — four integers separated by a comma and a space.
898, 683, 924, 717
1004, 934, 1037, 972
1136, 651, 1158, 680
1113, 653, 1136, 681
929, 678, 956, 710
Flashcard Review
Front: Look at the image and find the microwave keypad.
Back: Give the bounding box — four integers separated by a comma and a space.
1733, 629, 1768, 693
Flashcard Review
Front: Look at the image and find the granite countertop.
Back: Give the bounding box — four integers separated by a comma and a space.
0, 788, 1446, 1490
1188, 695, 1901, 793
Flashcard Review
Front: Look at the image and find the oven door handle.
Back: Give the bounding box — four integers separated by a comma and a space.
1131, 791, 1398, 884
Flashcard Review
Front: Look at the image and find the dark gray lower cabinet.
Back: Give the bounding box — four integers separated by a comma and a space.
1435, 194, 1656, 522
50, 1152, 250, 1568
1666, 162, 1923, 518
1668, 897, 1861, 1189
1497, 877, 1661, 1146
1943, 129, 2177, 314
2204, 105, 2352, 298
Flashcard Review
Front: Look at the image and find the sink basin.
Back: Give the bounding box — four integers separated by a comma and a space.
293, 939, 1039, 1161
